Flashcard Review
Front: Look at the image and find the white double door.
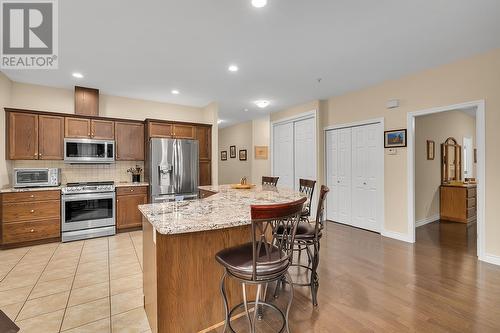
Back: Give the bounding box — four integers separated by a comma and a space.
272, 116, 316, 210
326, 123, 382, 232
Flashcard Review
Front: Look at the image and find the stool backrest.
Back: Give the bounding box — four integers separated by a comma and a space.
262, 176, 279, 187
314, 185, 330, 236
299, 179, 316, 216
250, 197, 306, 281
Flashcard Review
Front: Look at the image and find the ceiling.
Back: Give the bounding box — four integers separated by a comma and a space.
3, 0, 500, 127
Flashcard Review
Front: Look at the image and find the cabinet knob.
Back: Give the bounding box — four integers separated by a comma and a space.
130, 189, 134, 192
30, 209, 35, 213
30, 229, 34, 233
363, 182, 367, 185
88, 132, 91, 136
30, 194, 34, 198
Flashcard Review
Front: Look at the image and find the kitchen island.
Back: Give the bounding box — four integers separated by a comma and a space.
139, 185, 305, 333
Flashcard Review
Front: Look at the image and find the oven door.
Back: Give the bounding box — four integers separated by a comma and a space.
62, 192, 115, 232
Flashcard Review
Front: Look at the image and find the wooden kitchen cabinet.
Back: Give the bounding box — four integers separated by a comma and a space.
65, 117, 114, 139
195, 126, 211, 160
7, 112, 39, 160
148, 121, 173, 138
440, 184, 477, 224
65, 117, 91, 138
91, 119, 114, 139
116, 186, 148, 231
115, 122, 144, 160
39, 115, 64, 160
199, 160, 212, 186
172, 124, 195, 139
1, 190, 61, 247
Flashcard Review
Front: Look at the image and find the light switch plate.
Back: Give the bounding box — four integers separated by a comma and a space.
387, 148, 398, 155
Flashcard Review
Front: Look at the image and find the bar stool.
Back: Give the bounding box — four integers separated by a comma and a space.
298, 179, 316, 221
262, 176, 279, 187
216, 197, 306, 333
275, 185, 329, 306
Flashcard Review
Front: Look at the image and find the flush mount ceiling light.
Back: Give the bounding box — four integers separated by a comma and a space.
244, 108, 249, 112
171, 89, 180, 95
217, 119, 224, 124
254, 100, 270, 108
228, 64, 239, 72
251, 0, 267, 8
72, 72, 83, 79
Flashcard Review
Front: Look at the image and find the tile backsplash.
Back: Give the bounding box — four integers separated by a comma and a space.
10, 160, 145, 185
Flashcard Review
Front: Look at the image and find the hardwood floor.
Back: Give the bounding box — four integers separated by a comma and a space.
212, 221, 500, 332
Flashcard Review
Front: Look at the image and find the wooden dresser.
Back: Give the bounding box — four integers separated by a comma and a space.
1, 190, 61, 248
440, 184, 476, 224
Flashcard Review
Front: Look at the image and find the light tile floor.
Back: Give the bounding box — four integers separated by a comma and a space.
0, 231, 151, 333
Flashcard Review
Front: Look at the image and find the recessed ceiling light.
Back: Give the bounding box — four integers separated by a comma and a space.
251, 0, 267, 8
171, 89, 180, 95
228, 64, 239, 72
217, 119, 224, 124
244, 108, 249, 112
254, 100, 270, 108
72, 72, 83, 79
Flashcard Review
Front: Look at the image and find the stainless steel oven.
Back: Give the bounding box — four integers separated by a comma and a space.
13, 168, 61, 188
61, 182, 116, 242
64, 138, 115, 164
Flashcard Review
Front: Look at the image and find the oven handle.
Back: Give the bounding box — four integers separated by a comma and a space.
62, 192, 115, 202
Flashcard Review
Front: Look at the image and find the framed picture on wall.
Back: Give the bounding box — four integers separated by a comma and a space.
239, 149, 247, 161
230, 145, 236, 158
426, 140, 435, 160
221, 151, 227, 161
254, 146, 268, 160
384, 129, 407, 148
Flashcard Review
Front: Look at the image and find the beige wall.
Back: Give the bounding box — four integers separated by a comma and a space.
1, 79, 218, 187
415, 110, 476, 222
322, 48, 500, 257
0, 72, 12, 186
251, 117, 271, 184
218, 121, 252, 184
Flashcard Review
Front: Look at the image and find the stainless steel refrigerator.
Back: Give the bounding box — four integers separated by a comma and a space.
149, 138, 199, 202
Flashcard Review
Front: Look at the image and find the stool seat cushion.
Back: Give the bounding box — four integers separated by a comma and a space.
276, 221, 321, 240
216, 242, 289, 280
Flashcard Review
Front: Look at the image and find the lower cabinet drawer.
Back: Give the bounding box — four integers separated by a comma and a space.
466, 197, 476, 208
467, 207, 477, 218
2, 200, 60, 223
2, 219, 60, 244
467, 187, 476, 198
116, 186, 148, 196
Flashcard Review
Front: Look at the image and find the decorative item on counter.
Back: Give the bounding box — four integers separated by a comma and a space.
230, 176, 255, 189
127, 165, 143, 183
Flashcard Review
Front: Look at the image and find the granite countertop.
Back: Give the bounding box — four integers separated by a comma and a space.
115, 182, 149, 187
0, 186, 62, 193
139, 184, 306, 235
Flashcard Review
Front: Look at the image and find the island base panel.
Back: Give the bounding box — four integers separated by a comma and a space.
143, 218, 255, 333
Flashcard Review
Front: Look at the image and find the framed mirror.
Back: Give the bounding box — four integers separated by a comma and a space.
441, 137, 461, 184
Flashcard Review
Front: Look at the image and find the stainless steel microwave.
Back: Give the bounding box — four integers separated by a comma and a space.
64, 138, 115, 164
13, 168, 61, 188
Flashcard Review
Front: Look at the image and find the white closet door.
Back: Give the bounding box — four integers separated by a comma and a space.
272, 122, 294, 189
326, 128, 351, 224
326, 130, 339, 221
294, 117, 316, 190
351, 123, 380, 232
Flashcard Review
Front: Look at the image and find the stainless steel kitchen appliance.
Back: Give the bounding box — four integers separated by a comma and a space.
149, 138, 199, 202
64, 138, 115, 164
13, 168, 61, 188
61, 181, 116, 242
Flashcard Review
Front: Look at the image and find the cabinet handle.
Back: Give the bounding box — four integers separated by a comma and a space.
30, 229, 34, 233
30, 209, 35, 213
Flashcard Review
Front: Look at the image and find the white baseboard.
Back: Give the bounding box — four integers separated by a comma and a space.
381, 230, 413, 243
415, 214, 440, 228
480, 253, 500, 266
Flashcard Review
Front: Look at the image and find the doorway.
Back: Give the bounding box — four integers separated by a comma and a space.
407, 100, 485, 260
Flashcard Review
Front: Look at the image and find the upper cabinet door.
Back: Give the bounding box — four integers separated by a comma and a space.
148, 122, 173, 138
91, 119, 114, 139
172, 124, 195, 139
65, 117, 91, 138
39, 115, 64, 160
115, 122, 145, 161
8, 112, 39, 160
195, 126, 211, 160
